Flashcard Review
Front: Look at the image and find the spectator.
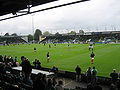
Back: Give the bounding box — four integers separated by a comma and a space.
47, 78, 55, 90
4, 55, 7, 64
0, 63, 6, 74
42, 74, 47, 85
51, 66, 57, 72
36, 60, 41, 69
14, 56, 17, 61
75, 65, 81, 82
0, 55, 3, 62
13, 57, 19, 67
52, 77, 57, 87
55, 80, 64, 90
20, 56, 25, 64
20, 57, 33, 85
33, 73, 46, 90
91, 66, 97, 84
86, 67, 92, 83
51, 66, 58, 78
93, 82, 102, 90
7, 56, 12, 63
5, 62, 13, 72
116, 80, 120, 90
110, 69, 118, 84
33, 59, 41, 69
109, 83, 117, 90
33, 59, 37, 68
10, 57, 13, 63
87, 83, 93, 90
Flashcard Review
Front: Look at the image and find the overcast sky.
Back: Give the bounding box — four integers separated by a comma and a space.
0, 0, 120, 35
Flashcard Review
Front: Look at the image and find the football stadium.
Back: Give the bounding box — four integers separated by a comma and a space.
0, 0, 120, 90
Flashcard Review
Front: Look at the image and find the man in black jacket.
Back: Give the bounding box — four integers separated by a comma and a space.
21, 56, 33, 85
75, 65, 81, 82
110, 69, 118, 84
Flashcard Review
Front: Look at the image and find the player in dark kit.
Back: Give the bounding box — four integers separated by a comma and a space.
54, 44, 56, 48
34, 47, 36, 52
49, 44, 51, 48
68, 44, 70, 47
47, 52, 50, 63
90, 52, 95, 64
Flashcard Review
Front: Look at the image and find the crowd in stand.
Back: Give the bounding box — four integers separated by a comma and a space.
0, 55, 63, 90
33, 73, 63, 90
0, 55, 20, 71
32, 59, 41, 69
75, 65, 97, 83
1, 55, 120, 90
75, 65, 101, 90
75, 65, 120, 90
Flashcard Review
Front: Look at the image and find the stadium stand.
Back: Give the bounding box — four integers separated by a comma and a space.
40, 31, 120, 44
0, 36, 27, 45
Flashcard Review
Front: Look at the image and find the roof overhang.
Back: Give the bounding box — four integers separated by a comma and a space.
0, 0, 58, 16
0, 0, 90, 21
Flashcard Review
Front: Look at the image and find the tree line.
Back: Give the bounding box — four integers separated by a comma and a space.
3, 29, 84, 42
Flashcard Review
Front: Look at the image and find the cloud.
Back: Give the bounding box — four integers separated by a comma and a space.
0, 0, 120, 34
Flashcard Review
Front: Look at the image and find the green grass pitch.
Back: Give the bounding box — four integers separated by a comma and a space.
0, 43, 120, 77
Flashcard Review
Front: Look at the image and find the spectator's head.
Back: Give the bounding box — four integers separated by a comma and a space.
21, 56, 25, 61
37, 60, 40, 62
15, 57, 17, 61
52, 77, 56, 81
87, 83, 93, 90
93, 66, 95, 69
48, 78, 52, 86
52, 66, 55, 68
58, 80, 63, 86
113, 69, 116, 73
77, 65, 79, 67
42, 74, 47, 80
35, 59, 37, 62
36, 73, 43, 80
88, 67, 91, 70
110, 83, 116, 90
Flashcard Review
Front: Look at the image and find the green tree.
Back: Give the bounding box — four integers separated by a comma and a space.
55, 32, 61, 36
4, 33, 9, 36
43, 31, 51, 36
34, 29, 42, 41
69, 31, 76, 34
79, 30, 84, 35
11, 33, 18, 36
28, 34, 33, 42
